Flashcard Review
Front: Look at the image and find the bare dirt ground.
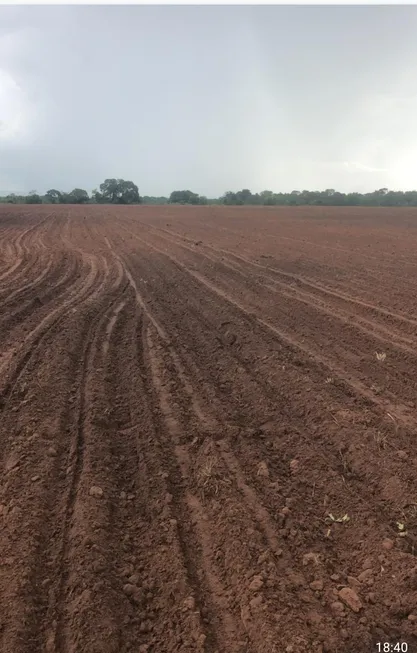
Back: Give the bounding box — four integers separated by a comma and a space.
1, 204, 417, 653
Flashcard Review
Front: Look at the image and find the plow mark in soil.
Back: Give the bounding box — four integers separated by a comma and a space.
1, 204, 417, 653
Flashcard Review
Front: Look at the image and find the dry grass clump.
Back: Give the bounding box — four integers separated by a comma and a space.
193, 439, 230, 500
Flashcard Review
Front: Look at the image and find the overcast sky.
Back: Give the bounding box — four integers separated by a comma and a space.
1, 5, 417, 197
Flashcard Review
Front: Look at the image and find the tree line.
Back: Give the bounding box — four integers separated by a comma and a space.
2, 179, 142, 206
219, 188, 417, 207
2, 181, 417, 207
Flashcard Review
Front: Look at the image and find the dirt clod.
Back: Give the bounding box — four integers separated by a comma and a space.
289, 459, 299, 474
123, 584, 137, 596
338, 587, 362, 612
5, 453, 19, 472
382, 538, 394, 551
257, 461, 269, 478
89, 486, 104, 498
310, 580, 324, 591
358, 569, 373, 583
184, 596, 196, 610
248, 576, 264, 592
330, 601, 345, 615
302, 552, 320, 566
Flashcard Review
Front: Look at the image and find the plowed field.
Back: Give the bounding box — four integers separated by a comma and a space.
1, 204, 417, 653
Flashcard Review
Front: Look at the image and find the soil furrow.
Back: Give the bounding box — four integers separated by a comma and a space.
1, 204, 417, 653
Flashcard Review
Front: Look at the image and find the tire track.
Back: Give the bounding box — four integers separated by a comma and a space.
0, 279, 128, 653
144, 324, 242, 653
187, 266, 417, 427
0, 255, 105, 440
150, 238, 417, 411
216, 247, 417, 329
113, 243, 417, 524
0, 250, 81, 343
138, 225, 417, 422
143, 318, 337, 652
104, 242, 241, 651
115, 250, 324, 650
42, 273, 129, 653
109, 301, 220, 652
0, 226, 16, 275
102, 299, 126, 356
147, 225, 417, 354
106, 222, 414, 450
0, 214, 53, 288
0, 216, 66, 308
104, 295, 222, 653
116, 232, 417, 651
120, 228, 417, 431
0, 252, 55, 308
126, 218, 417, 335
2, 206, 417, 653
136, 212, 417, 292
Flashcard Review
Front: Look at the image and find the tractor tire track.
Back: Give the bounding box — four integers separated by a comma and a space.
2, 205, 417, 653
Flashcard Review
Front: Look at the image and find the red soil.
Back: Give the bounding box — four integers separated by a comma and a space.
1, 204, 417, 653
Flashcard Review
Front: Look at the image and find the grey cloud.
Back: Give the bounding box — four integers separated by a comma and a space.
1, 6, 417, 196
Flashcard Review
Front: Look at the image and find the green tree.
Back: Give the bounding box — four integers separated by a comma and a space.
260, 190, 276, 205
26, 191, 42, 204
99, 178, 141, 204
119, 180, 141, 204
221, 191, 237, 205
45, 189, 63, 204
141, 196, 169, 205
236, 188, 253, 204
67, 188, 89, 204
169, 190, 201, 205
91, 189, 103, 203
